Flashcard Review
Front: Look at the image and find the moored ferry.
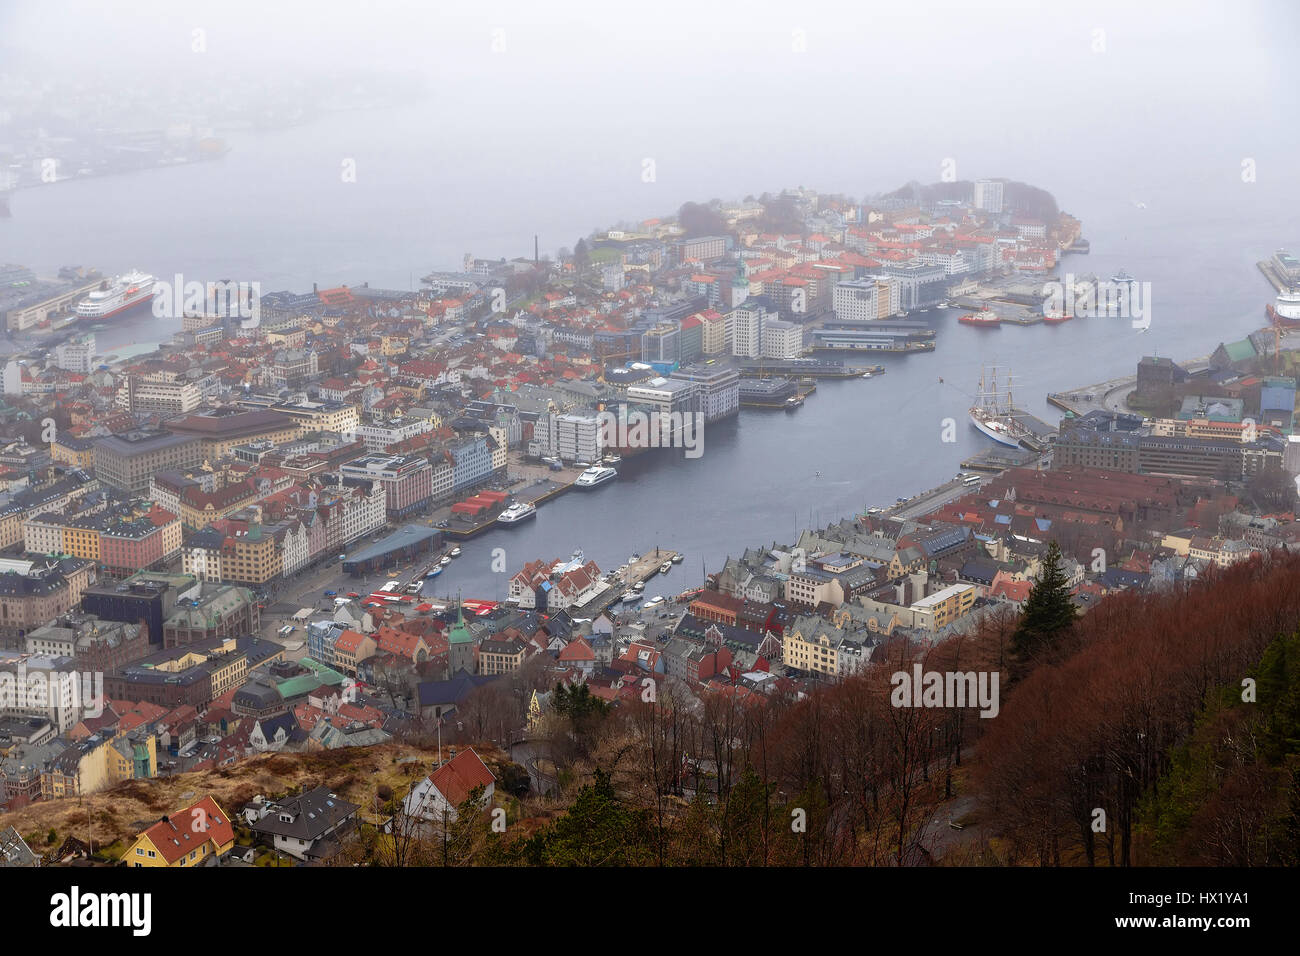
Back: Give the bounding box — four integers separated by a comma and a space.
496, 502, 537, 525
575, 465, 617, 488
74, 270, 158, 321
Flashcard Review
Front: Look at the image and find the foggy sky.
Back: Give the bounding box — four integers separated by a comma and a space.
3, 0, 1299, 224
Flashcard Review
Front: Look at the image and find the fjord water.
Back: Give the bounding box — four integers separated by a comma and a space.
2, 103, 1299, 600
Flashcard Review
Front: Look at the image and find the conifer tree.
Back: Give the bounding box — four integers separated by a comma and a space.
1012, 540, 1076, 663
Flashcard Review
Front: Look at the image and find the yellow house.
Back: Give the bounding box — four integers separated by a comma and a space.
126, 796, 236, 867
42, 730, 158, 799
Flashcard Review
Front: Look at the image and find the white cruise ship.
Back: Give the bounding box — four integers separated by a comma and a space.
74, 270, 158, 321
496, 502, 537, 525
574, 465, 617, 489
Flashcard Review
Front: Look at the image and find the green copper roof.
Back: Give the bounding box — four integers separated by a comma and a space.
448, 604, 474, 645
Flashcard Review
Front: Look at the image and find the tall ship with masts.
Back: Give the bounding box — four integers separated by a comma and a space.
969, 365, 1034, 448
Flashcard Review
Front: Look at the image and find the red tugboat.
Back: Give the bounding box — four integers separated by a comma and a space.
959, 306, 1001, 328
1042, 306, 1073, 324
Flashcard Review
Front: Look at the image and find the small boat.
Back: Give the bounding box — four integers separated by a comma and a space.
439, 555, 452, 566
670, 554, 683, 564
621, 592, 641, 604
426, 566, 443, 578
603, 454, 622, 465
643, 596, 665, 609
449, 547, 462, 557
659, 562, 671, 574
629, 553, 640, 562
632, 580, 645, 592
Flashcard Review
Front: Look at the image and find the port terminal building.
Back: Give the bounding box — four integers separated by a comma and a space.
341, 524, 443, 577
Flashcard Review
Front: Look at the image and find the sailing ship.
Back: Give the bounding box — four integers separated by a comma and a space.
969, 365, 1032, 448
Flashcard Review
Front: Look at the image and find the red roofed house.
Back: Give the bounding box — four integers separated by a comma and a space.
556, 635, 596, 675
402, 748, 496, 823
125, 795, 236, 867
991, 577, 1032, 609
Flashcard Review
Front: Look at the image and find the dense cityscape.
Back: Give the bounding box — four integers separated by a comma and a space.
0, 0, 1294, 937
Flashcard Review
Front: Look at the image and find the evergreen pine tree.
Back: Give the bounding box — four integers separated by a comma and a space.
1012, 540, 1076, 663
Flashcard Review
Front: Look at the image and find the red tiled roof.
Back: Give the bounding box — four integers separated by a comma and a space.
138, 795, 233, 864
428, 748, 496, 807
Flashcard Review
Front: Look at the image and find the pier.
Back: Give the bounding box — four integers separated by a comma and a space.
735, 358, 862, 378
961, 446, 1042, 472
569, 547, 683, 618
1258, 259, 1291, 294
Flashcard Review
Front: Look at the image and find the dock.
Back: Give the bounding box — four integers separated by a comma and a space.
1258, 259, 1291, 294
569, 548, 683, 618
961, 446, 1042, 472
735, 358, 862, 378
807, 322, 936, 353
881, 478, 973, 520
435, 476, 576, 539
1008, 409, 1059, 451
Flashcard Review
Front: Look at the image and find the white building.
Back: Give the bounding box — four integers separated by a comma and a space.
356, 418, 436, 453
833, 278, 877, 322
729, 302, 773, 359
973, 179, 1003, 214
761, 319, 802, 359
53, 337, 97, 373
402, 748, 496, 824
555, 412, 603, 463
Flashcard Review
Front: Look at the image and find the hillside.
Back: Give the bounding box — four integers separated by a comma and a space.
0, 742, 513, 860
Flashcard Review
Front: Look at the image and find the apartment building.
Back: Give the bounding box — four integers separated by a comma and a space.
339, 454, 433, 520
669, 363, 740, 422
